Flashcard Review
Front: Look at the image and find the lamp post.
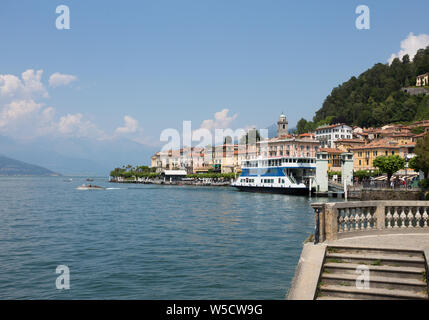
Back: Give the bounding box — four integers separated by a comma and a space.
404, 152, 408, 189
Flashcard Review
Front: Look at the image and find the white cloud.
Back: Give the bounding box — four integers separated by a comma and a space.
0, 99, 42, 123
0, 69, 104, 140
388, 33, 429, 64
200, 108, 238, 131
57, 113, 105, 138
0, 100, 45, 137
115, 115, 139, 134
0, 70, 155, 146
49, 72, 78, 87
0, 69, 48, 98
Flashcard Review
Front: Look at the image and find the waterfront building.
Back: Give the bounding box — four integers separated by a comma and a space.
314, 124, 353, 148
151, 114, 323, 175
213, 144, 239, 173
334, 138, 366, 152
161, 170, 187, 182
258, 136, 319, 158
150, 147, 206, 174
298, 132, 315, 140
318, 148, 343, 172
351, 138, 415, 171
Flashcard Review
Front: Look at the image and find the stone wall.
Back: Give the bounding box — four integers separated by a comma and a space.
361, 189, 423, 201
401, 87, 429, 96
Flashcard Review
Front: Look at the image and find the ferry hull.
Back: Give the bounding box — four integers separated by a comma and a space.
233, 185, 309, 195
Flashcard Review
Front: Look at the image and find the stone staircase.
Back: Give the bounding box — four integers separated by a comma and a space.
316, 246, 428, 300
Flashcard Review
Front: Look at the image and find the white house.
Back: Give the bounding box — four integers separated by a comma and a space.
314, 124, 353, 148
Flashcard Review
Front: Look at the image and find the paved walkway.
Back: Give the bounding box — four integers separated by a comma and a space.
326, 233, 429, 250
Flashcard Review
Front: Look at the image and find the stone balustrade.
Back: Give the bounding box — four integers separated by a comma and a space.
312, 201, 429, 243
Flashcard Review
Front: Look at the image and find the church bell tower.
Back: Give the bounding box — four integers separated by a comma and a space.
277, 113, 288, 137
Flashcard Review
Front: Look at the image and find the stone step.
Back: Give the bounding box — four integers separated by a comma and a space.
324, 262, 426, 280
327, 245, 423, 258
319, 284, 428, 300
321, 272, 427, 292
316, 296, 358, 300
325, 252, 425, 267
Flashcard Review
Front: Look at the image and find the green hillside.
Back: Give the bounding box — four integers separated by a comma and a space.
296, 46, 429, 134
0, 155, 58, 176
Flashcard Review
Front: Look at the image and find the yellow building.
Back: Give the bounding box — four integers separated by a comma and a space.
334, 139, 366, 152
351, 138, 415, 171
319, 148, 343, 171
416, 73, 429, 87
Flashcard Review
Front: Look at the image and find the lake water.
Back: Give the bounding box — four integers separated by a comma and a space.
0, 176, 334, 299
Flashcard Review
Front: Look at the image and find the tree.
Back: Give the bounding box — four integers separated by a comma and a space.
296, 118, 308, 134
373, 155, 405, 184
409, 134, 429, 179
311, 45, 429, 127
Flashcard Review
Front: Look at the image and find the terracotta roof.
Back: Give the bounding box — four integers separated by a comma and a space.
316, 123, 349, 130
414, 133, 427, 138
350, 138, 402, 150
335, 139, 365, 143
319, 148, 343, 153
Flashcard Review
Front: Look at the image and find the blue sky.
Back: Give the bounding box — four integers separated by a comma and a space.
0, 0, 428, 151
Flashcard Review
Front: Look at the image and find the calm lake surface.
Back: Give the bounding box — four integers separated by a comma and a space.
0, 176, 335, 299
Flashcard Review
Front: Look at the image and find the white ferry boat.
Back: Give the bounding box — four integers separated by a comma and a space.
232, 156, 316, 195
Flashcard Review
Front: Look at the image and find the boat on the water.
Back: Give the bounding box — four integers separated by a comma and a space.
86, 178, 94, 181
231, 156, 316, 195
76, 184, 105, 190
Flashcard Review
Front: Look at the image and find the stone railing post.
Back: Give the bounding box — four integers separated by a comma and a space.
374, 202, 386, 230
324, 203, 338, 241
312, 203, 325, 244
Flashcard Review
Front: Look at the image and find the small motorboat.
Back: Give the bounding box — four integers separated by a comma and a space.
76, 184, 105, 190
86, 178, 94, 182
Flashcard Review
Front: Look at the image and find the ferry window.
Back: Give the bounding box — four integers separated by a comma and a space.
282, 179, 285, 183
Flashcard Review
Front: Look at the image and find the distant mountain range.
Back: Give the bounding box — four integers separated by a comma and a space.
0, 155, 58, 176
0, 134, 158, 176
